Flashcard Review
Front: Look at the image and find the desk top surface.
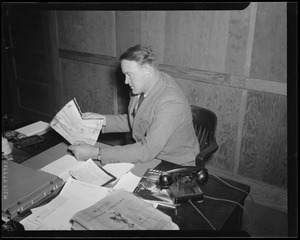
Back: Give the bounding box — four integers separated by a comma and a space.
9, 130, 250, 232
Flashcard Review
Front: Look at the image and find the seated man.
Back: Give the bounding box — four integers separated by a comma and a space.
69, 44, 199, 166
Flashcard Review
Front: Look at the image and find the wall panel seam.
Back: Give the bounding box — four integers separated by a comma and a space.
244, 2, 257, 76
233, 89, 248, 175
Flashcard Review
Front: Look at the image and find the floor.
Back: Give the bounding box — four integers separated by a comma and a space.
241, 200, 288, 237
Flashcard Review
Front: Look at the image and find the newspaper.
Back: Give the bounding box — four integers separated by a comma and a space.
50, 98, 103, 145
71, 189, 179, 230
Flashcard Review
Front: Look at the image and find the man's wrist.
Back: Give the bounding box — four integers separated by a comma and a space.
96, 147, 102, 164
103, 116, 106, 127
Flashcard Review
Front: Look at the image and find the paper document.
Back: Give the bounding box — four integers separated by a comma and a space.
112, 171, 141, 192
69, 159, 116, 186
41, 154, 115, 186
50, 98, 103, 145
71, 189, 179, 230
103, 162, 134, 179
15, 121, 50, 137
40, 154, 84, 182
20, 178, 111, 230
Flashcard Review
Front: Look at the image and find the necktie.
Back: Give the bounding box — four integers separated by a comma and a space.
132, 93, 145, 118
137, 93, 145, 109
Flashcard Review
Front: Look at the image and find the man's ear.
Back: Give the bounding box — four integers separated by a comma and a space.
143, 65, 152, 77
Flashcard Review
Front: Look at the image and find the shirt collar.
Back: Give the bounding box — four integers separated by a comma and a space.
142, 72, 160, 98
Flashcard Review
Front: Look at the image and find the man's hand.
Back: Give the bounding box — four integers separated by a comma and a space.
82, 112, 106, 126
82, 112, 105, 120
68, 141, 99, 161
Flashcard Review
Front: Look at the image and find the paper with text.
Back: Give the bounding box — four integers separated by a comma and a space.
71, 189, 179, 230
40, 154, 84, 182
40, 155, 115, 186
20, 178, 111, 230
69, 159, 115, 186
50, 98, 103, 145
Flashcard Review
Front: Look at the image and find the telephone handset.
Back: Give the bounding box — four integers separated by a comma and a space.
157, 166, 208, 204
157, 166, 208, 189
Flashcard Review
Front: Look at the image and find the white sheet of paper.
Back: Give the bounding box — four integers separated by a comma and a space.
40, 154, 84, 182
112, 171, 141, 192
21, 195, 70, 230
103, 162, 135, 179
59, 177, 110, 198
69, 159, 114, 186
15, 121, 50, 137
21, 178, 111, 230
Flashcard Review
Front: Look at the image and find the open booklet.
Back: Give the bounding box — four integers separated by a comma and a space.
133, 168, 178, 208
50, 98, 104, 146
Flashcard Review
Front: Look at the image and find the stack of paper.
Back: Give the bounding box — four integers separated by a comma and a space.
19, 161, 159, 230
20, 178, 111, 230
40, 155, 116, 186
15, 121, 50, 137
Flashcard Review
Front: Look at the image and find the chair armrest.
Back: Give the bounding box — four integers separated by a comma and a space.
196, 140, 218, 167
125, 132, 135, 144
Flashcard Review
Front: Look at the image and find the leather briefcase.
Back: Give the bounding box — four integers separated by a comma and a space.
2, 160, 64, 220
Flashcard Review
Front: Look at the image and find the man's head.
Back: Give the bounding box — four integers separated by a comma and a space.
120, 44, 159, 95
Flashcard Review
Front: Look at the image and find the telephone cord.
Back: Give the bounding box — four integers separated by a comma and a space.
209, 173, 255, 234
188, 173, 255, 233
204, 195, 253, 233
188, 199, 216, 231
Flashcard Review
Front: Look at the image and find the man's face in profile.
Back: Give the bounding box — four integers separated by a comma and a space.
121, 60, 147, 95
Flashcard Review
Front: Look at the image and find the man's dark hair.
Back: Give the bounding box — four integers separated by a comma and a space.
119, 44, 158, 68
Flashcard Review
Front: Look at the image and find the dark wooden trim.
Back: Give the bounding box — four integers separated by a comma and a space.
59, 48, 120, 68
47, 11, 64, 112
58, 48, 287, 96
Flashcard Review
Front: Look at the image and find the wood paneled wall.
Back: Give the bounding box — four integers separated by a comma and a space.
250, 2, 287, 82
57, 11, 116, 56
53, 3, 287, 212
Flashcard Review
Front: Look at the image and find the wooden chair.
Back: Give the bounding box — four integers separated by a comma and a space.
190, 105, 219, 167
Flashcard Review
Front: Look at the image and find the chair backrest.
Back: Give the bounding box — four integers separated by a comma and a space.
191, 105, 218, 152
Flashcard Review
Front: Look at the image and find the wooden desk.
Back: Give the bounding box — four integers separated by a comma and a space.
154, 161, 250, 231
9, 130, 66, 164
5, 130, 250, 236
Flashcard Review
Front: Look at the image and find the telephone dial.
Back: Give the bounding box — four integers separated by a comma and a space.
157, 166, 209, 204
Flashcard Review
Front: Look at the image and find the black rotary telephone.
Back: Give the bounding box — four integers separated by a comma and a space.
157, 166, 208, 204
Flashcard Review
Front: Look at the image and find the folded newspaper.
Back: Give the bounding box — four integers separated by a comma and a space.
71, 189, 179, 230
50, 98, 103, 146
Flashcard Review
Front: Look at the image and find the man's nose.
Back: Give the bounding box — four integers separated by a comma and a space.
125, 76, 130, 84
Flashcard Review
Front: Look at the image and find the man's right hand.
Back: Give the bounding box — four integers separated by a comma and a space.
68, 141, 99, 161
